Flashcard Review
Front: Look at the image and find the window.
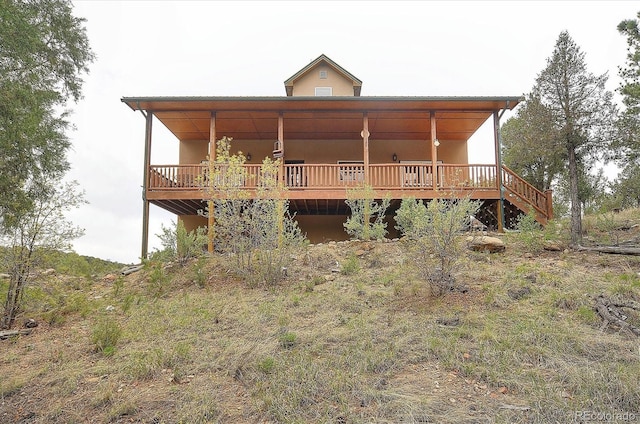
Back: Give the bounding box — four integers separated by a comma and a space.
315, 87, 332, 96
319, 70, 328, 79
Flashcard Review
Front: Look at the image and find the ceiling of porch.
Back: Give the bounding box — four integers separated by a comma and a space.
124, 96, 521, 143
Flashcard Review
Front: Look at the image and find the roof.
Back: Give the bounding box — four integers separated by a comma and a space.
283, 54, 363, 96
121, 95, 522, 142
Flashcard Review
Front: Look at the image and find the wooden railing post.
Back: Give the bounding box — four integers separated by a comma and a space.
545, 189, 553, 220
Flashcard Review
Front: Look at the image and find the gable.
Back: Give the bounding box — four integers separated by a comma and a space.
284, 54, 362, 97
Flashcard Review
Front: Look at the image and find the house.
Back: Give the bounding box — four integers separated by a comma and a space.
122, 54, 553, 258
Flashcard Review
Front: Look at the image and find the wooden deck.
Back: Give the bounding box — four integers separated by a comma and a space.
146, 163, 552, 224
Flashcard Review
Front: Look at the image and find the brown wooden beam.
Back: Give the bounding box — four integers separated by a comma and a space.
363, 112, 370, 185
493, 111, 504, 232
430, 111, 438, 191
208, 112, 216, 253
141, 112, 153, 260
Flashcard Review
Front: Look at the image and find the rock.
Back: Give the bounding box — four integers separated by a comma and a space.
24, 319, 38, 328
466, 236, 505, 253
42, 268, 56, 276
105, 305, 116, 312
543, 241, 563, 252
355, 249, 366, 256
470, 215, 487, 231
103, 274, 117, 282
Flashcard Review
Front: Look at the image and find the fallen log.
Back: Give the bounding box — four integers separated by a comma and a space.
121, 265, 144, 276
575, 245, 640, 256
0, 328, 32, 340
595, 296, 640, 337
499, 404, 531, 411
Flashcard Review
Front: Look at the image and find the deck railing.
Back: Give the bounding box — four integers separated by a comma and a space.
148, 163, 501, 191
501, 166, 551, 217
148, 163, 551, 221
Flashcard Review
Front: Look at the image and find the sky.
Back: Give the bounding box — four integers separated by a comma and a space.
65, 1, 638, 264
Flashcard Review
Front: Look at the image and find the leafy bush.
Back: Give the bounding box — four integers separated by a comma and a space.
340, 254, 360, 275
152, 220, 207, 266
146, 261, 168, 299
396, 196, 480, 295
203, 139, 307, 287
514, 208, 544, 251
394, 196, 425, 237
344, 185, 391, 240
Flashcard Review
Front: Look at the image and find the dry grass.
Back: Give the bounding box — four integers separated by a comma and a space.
2, 212, 640, 423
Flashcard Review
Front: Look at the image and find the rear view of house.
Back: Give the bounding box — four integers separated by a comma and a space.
122, 54, 552, 258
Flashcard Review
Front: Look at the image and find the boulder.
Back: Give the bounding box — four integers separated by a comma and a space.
466, 236, 505, 253
543, 241, 563, 252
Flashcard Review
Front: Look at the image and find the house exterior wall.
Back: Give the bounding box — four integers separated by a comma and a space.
179, 214, 207, 234
179, 139, 208, 164
291, 64, 355, 96
220, 138, 469, 165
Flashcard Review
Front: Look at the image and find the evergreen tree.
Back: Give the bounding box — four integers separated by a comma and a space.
534, 31, 616, 244
501, 93, 565, 192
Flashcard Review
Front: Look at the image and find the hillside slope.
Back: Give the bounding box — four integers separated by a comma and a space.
1, 216, 640, 423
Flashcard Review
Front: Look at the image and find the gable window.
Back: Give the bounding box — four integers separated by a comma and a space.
315, 87, 332, 96
319, 70, 328, 79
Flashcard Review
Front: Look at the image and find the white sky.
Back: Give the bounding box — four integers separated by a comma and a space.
66, 1, 638, 264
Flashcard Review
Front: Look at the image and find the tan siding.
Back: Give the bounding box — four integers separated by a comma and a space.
178, 215, 207, 233
292, 64, 354, 96
179, 140, 208, 164
202, 139, 468, 165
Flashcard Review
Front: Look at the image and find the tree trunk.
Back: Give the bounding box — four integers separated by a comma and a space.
568, 145, 582, 245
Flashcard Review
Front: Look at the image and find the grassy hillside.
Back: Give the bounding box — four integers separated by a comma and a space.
1, 211, 640, 423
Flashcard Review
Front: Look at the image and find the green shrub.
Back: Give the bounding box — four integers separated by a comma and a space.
258, 357, 276, 374
344, 185, 391, 240
206, 147, 307, 287
92, 317, 122, 356
394, 196, 424, 237
146, 262, 168, 299
396, 196, 480, 295
340, 254, 360, 275
191, 257, 208, 288
279, 332, 297, 349
514, 208, 544, 251
152, 220, 207, 266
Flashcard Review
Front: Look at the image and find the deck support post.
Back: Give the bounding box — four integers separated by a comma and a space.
430, 111, 438, 191
278, 113, 285, 182
141, 111, 153, 260
362, 112, 370, 185
207, 112, 216, 253
278, 112, 285, 247
493, 110, 505, 232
